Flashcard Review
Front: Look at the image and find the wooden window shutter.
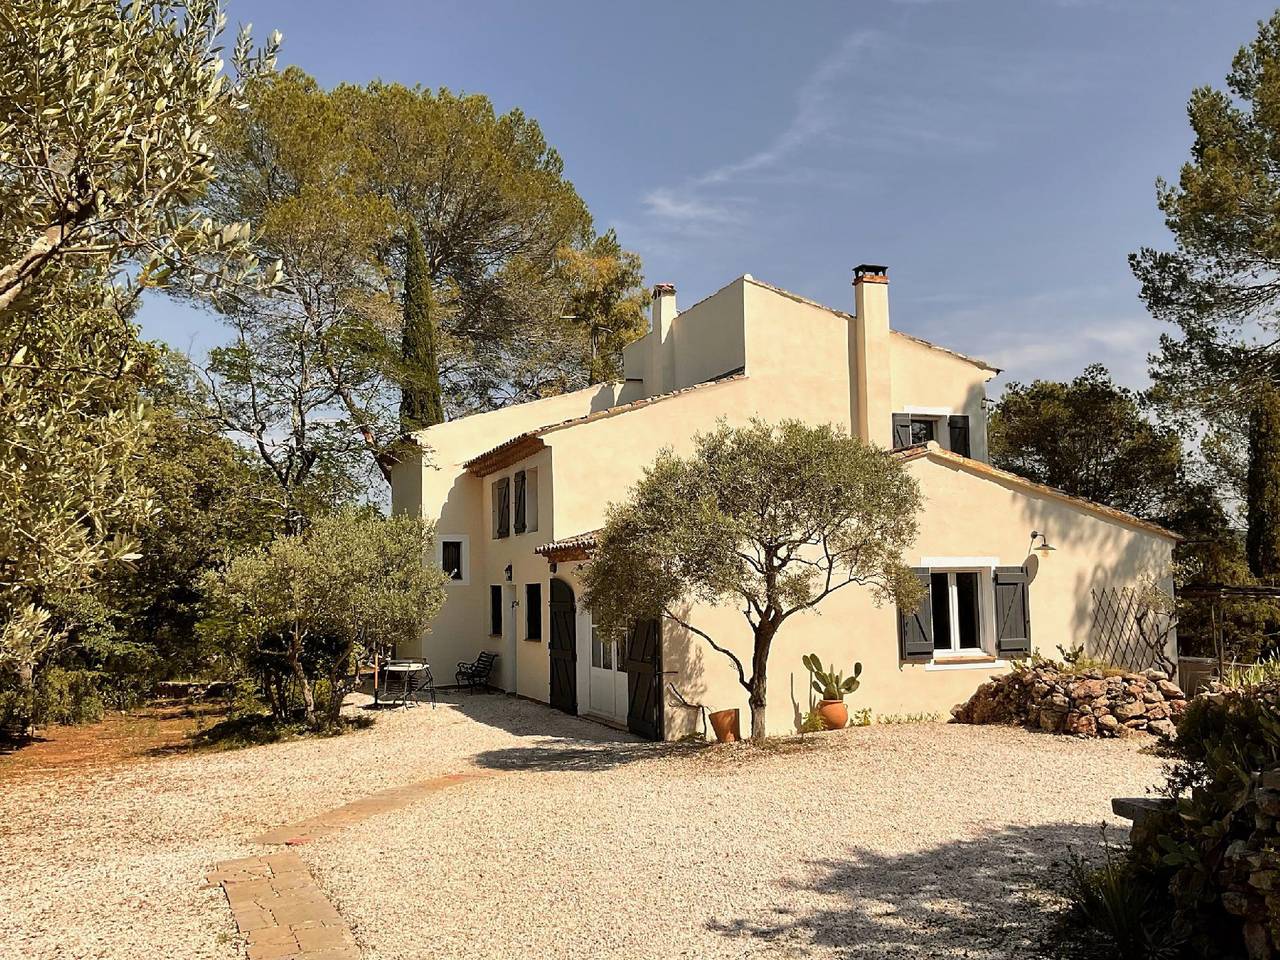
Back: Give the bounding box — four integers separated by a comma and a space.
898, 568, 934, 658
513, 470, 527, 534
994, 566, 1031, 656
948, 415, 971, 458
495, 478, 510, 538
892, 413, 912, 450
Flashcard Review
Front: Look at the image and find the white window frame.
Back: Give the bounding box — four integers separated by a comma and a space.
435, 534, 470, 586
903, 406, 953, 451
925, 562, 996, 660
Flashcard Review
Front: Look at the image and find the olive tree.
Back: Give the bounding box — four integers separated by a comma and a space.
202, 510, 447, 728
0, 0, 282, 311
582, 419, 925, 741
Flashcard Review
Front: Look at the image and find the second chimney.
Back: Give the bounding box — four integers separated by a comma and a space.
650, 283, 677, 394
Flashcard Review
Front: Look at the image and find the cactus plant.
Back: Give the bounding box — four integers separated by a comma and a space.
802, 653, 863, 701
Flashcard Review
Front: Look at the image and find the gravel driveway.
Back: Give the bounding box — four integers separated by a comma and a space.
0, 694, 1164, 960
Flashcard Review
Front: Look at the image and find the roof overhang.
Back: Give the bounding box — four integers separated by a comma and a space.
534, 531, 599, 564
464, 434, 546, 477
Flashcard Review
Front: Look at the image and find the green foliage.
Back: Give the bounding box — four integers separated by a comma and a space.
1058, 835, 1183, 960
1132, 12, 1280, 511
0, 0, 281, 311
799, 708, 827, 734
989, 364, 1183, 521
0, 0, 280, 737
876, 712, 942, 725
849, 707, 872, 727
1248, 380, 1280, 579
400, 221, 444, 430
583, 418, 923, 740
802, 654, 863, 702
1067, 682, 1280, 957
1221, 655, 1280, 689
201, 510, 448, 729
555, 229, 650, 387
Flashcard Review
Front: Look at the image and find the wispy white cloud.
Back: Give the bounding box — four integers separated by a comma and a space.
641, 187, 741, 226
917, 287, 1163, 391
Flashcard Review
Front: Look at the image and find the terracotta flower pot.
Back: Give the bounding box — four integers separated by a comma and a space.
818, 699, 848, 730
709, 708, 741, 743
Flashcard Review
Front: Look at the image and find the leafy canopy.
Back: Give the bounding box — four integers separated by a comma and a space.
0, 0, 282, 312
989, 364, 1184, 522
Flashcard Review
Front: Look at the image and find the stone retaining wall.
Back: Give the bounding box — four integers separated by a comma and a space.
951, 663, 1188, 737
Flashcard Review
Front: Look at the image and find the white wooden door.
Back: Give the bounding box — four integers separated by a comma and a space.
586, 617, 628, 723
501, 585, 518, 692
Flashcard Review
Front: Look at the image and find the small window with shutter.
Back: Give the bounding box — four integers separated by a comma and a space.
900, 563, 1021, 661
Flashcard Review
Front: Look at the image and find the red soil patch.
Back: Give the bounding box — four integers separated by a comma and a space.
0, 698, 229, 783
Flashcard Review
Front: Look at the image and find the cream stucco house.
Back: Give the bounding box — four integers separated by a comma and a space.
388, 265, 1177, 740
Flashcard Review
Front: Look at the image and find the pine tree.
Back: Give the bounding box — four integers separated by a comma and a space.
1247, 380, 1280, 580
400, 221, 444, 430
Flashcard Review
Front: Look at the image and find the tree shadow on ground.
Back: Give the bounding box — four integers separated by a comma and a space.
708, 822, 1112, 959
446, 691, 703, 772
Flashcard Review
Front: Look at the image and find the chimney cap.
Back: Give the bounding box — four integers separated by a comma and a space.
853, 264, 888, 282
652, 282, 676, 296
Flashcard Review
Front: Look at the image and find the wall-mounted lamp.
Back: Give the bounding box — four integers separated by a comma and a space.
504, 563, 513, 582
1030, 530, 1056, 555
549, 561, 558, 574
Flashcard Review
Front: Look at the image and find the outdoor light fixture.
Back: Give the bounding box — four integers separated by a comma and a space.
504, 564, 513, 582
1030, 530, 1056, 554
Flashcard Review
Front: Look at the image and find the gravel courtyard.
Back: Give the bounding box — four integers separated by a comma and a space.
0, 694, 1165, 960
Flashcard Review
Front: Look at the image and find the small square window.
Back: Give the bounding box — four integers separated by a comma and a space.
910, 418, 936, 445
442, 540, 463, 580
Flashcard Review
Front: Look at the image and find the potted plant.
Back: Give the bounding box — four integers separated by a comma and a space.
802, 654, 863, 730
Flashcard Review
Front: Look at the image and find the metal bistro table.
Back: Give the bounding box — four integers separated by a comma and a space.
375, 659, 434, 709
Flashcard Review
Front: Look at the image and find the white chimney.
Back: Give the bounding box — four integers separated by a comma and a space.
851, 264, 893, 447
649, 283, 677, 394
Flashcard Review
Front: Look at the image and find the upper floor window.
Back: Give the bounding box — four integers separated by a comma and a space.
492, 477, 510, 539
892, 412, 970, 457
436, 535, 469, 585
514, 468, 539, 534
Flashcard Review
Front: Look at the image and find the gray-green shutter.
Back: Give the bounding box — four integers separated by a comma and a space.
495, 478, 510, 538
994, 566, 1031, 656
899, 568, 934, 658
513, 470, 527, 534
948, 415, 971, 457
892, 413, 912, 450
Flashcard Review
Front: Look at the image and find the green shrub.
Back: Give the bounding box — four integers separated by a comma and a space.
1059, 836, 1182, 959
1063, 679, 1280, 957
33, 668, 104, 726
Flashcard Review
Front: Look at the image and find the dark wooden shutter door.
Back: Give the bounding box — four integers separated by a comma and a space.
625, 618, 662, 740
513, 470, 527, 534
496, 478, 510, 538
948, 415, 971, 457
899, 568, 934, 658
548, 579, 576, 714
994, 566, 1031, 656
892, 413, 912, 450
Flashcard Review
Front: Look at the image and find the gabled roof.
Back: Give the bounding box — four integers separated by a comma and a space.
894, 442, 1180, 542
462, 371, 746, 477
742, 275, 1002, 374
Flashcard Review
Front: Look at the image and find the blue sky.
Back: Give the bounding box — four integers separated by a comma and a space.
139, 0, 1279, 394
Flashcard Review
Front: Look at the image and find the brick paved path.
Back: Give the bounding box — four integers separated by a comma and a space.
205, 851, 357, 960
208, 771, 493, 959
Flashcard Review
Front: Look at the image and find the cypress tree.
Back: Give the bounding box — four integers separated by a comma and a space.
1247, 380, 1280, 579
400, 221, 444, 431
